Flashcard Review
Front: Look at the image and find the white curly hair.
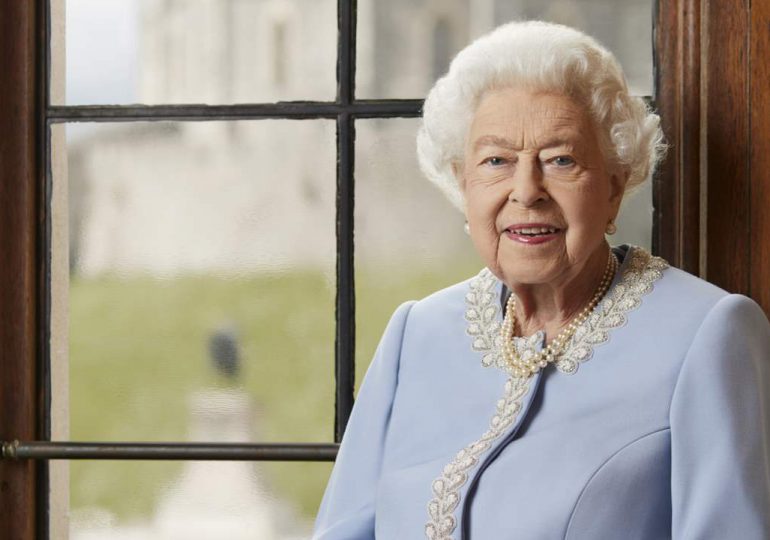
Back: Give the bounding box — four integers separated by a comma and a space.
416, 20, 665, 211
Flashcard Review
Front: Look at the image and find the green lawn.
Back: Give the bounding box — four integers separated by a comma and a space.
69, 260, 480, 523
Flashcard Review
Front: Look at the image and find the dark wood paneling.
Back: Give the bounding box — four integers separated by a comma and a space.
0, 0, 40, 538
658, 0, 770, 314
654, 0, 702, 274
679, 0, 702, 275
704, 0, 751, 294
654, 0, 682, 264
750, 0, 770, 314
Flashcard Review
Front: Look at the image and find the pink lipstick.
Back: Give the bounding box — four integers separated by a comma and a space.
503, 223, 562, 245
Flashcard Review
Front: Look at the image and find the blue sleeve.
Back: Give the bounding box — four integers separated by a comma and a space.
670, 294, 770, 539
312, 300, 415, 540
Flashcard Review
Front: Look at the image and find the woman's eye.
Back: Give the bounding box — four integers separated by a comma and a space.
483, 156, 506, 166
551, 156, 575, 167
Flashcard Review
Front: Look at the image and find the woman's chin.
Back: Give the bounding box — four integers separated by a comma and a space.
496, 259, 561, 287
498, 233, 565, 263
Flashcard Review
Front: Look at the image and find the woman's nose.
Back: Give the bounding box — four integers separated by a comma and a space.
507, 160, 548, 206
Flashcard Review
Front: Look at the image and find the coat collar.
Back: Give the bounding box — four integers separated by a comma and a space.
464, 245, 669, 377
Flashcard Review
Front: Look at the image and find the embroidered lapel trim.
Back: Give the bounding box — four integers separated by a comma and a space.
464, 268, 506, 370
555, 247, 668, 374
464, 246, 668, 376
425, 375, 532, 540
424, 247, 667, 540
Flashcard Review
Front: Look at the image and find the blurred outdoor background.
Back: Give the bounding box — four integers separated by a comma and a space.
60, 0, 653, 537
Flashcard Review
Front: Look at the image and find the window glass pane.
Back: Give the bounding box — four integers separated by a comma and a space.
353, 118, 652, 388
356, 0, 653, 99
67, 460, 332, 538
57, 120, 336, 444
60, 0, 336, 105
355, 119, 483, 389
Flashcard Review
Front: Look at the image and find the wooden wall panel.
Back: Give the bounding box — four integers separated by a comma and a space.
750, 0, 770, 314
679, 0, 702, 275
704, 0, 751, 295
0, 0, 40, 538
654, 0, 682, 265
656, 0, 770, 314
654, 0, 702, 274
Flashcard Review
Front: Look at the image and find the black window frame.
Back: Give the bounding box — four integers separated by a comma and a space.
28, 0, 426, 461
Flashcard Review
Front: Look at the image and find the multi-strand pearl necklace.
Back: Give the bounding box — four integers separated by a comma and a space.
501, 251, 618, 379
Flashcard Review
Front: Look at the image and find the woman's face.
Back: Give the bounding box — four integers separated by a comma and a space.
459, 87, 625, 289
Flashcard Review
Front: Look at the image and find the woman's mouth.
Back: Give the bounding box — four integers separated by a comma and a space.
504, 224, 562, 245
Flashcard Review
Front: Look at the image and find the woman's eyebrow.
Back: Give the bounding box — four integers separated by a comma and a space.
472, 134, 580, 152
538, 138, 579, 151
471, 135, 519, 151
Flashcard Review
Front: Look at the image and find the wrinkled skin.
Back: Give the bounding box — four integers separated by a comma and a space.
457, 88, 627, 337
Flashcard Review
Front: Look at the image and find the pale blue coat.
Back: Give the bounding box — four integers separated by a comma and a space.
313, 246, 770, 539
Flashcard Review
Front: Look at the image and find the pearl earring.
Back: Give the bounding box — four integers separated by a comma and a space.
464, 221, 470, 235
605, 221, 617, 235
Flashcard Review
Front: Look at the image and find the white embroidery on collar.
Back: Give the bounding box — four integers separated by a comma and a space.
465, 246, 667, 376
424, 246, 667, 539
425, 376, 532, 540
556, 247, 668, 374
463, 269, 506, 370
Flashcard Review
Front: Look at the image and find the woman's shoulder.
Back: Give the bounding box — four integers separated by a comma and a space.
623, 245, 727, 315
656, 260, 725, 300
623, 245, 768, 350
404, 271, 492, 328
376, 272, 496, 359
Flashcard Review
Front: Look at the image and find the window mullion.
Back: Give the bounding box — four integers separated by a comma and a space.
334, 0, 357, 442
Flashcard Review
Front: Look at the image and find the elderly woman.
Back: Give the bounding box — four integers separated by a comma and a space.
314, 21, 770, 539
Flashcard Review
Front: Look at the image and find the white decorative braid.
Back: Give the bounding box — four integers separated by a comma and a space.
425, 376, 532, 540
554, 247, 668, 375
463, 267, 506, 370
424, 246, 667, 539
425, 268, 532, 540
